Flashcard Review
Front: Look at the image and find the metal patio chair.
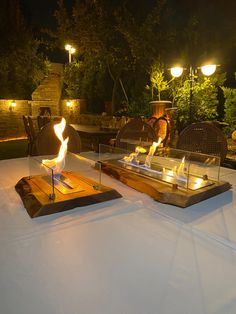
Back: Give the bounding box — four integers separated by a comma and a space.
22, 115, 37, 155
176, 122, 228, 163
35, 122, 81, 156
115, 118, 158, 151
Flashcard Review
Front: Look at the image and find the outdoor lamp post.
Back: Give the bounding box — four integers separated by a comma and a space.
170, 64, 217, 124
65, 44, 76, 63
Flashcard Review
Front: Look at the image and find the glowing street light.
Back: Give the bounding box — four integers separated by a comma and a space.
170, 63, 217, 123
65, 44, 76, 63
170, 67, 184, 78
171, 64, 217, 79
200, 64, 217, 76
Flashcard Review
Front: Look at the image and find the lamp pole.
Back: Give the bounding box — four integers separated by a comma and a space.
171, 64, 217, 124
189, 66, 194, 124
65, 44, 76, 63
68, 50, 72, 63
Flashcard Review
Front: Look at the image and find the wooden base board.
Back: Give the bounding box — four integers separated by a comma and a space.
101, 161, 231, 208
15, 171, 122, 218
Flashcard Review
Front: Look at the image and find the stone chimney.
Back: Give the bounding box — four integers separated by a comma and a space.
31, 63, 64, 116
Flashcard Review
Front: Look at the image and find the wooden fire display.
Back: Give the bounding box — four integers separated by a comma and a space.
100, 159, 231, 208
15, 118, 122, 218
15, 171, 122, 218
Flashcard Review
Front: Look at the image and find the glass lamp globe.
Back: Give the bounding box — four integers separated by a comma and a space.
170, 67, 184, 78
201, 64, 216, 76
65, 44, 72, 51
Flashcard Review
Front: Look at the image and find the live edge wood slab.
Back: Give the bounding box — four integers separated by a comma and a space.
15, 171, 122, 218
100, 161, 231, 208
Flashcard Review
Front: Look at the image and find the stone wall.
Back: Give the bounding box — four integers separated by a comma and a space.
0, 62, 118, 139
0, 62, 100, 140
61, 99, 83, 123
0, 100, 31, 139
0, 98, 121, 140
76, 113, 112, 126
0, 99, 86, 140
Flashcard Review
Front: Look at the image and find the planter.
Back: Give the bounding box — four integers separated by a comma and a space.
150, 100, 172, 118
165, 107, 178, 146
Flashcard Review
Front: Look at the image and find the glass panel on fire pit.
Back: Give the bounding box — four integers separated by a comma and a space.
98, 144, 221, 191
28, 156, 56, 200
28, 154, 85, 200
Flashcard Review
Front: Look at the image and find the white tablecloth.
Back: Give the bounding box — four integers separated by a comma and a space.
0, 154, 235, 314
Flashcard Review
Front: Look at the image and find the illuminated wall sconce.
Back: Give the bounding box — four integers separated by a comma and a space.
9, 100, 16, 111
66, 100, 72, 108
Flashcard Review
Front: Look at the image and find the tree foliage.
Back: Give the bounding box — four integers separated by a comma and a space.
0, 0, 48, 99
149, 60, 175, 101
172, 72, 226, 131
55, 0, 172, 113
63, 54, 112, 112
222, 74, 236, 135
54, 0, 236, 122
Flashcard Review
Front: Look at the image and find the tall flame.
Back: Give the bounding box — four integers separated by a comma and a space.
145, 138, 162, 168
42, 118, 69, 174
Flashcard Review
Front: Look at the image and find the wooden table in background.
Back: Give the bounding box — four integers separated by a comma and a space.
70, 124, 118, 152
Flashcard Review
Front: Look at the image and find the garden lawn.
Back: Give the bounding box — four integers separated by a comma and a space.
0, 139, 28, 160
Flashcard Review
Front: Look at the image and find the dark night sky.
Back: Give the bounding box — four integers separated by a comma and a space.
22, 0, 75, 30
21, 0, 75, 62
20, 0, 236, 84
22, 0, 60, 29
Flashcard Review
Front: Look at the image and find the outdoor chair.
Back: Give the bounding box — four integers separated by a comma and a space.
37, 115, 51, 130
115, 118, 158, 151
35, 122, 81, 156
146, 116, 170, 147
146, 116, 158, 128
22, 115, 37, 155
153, 116, 170, 147
176, 122, 228, 163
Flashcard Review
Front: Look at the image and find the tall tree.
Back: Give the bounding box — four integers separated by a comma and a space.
0, 0, 47, 99
55, 0, 171, 113
54, 0, 236, 116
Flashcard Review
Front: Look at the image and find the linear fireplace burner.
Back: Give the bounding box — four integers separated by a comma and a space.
98, 145, 231, 208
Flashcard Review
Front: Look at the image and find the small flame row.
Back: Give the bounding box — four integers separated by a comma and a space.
123, 144, 206, 189
123, 137, 162, 166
